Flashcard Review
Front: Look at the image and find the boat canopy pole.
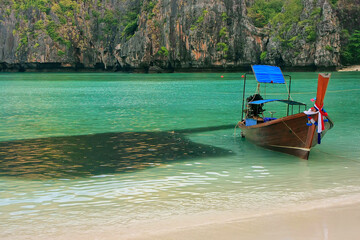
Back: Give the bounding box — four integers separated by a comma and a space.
241, 71, 292, 119
241, 73, 248, 120
284, 74, 292, 116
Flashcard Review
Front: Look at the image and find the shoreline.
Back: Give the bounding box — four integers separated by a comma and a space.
0, 62, 341, 73
121, 194, 360, 240
1, 64, 360, 73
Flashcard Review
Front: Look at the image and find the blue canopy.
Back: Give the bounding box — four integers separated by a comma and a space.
251, 65, 285, 84
249, 99, 306, 105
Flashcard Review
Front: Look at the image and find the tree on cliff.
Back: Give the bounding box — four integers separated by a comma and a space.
341, 30, 360, 65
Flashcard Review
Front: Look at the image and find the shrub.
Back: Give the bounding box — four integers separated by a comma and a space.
157, 46, 169, 57
101, 9, 119, 34
260, 51, 267, 61
20, 35, 28, 46
305, 26, 316, 42
341, 30, 360, 64
121, 4, 141, 39
330, 0, 338, 7
219, 27, 228, 38
92, 10, 100, 18
221, 12, 228, 21
196, 9, 208, 24
310, 7, 321, 17
46, 20, 59, 40
13, 0, 51, 13
51, 3, 61, 14
145, 1, 156, 13
190, 9, 209, 31
34, 20, 44, 30
6, 8, 11, 16
325, 45, 333, 51
248, 0, 284, 28
65, 40, 71, 48
216, 42, 228, 52
270, 0, 303, 39
57, 50, 65, 56
122, 18, 138, 37
59, 0, 77, 12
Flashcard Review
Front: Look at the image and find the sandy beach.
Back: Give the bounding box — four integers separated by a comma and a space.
4, 198, 360, 240
125, 201, 360, 240
338, 65, 360, 72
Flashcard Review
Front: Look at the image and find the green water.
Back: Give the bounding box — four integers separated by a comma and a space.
0, 72, 360, 238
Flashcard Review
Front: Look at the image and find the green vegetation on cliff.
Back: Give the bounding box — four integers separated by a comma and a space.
121, 9, 139, 39
247, 0, 284, 28
157, 46, 169, 57
7, 0, 141, 57
341, 30, 360, 64
247, 0, 310, 50
190, 9, 208, 31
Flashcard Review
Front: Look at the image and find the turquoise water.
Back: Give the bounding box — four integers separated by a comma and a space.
1, 72, 360, 239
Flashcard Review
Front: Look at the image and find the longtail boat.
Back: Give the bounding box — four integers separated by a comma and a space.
238, 65, 333, 159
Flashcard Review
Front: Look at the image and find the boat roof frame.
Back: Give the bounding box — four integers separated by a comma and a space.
248, 99, 306, 106
241, 65, 293, 120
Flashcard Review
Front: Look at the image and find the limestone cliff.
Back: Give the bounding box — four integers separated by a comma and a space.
0, 0, 357, 72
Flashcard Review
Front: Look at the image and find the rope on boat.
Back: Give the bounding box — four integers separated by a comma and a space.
234, 119, 307, 146
234, 122, 240, 138
234, 123, 238, 138
280, 119, 306, 145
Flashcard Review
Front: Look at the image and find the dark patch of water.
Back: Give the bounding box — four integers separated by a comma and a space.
0, 125, 235, 179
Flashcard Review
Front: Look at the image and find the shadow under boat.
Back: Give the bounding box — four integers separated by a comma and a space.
0, 125, 234, 179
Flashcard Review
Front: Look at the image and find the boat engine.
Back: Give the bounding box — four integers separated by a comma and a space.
246, 94, 265, 118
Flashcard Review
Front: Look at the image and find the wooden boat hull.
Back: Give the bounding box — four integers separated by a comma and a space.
238, 113, 334, 159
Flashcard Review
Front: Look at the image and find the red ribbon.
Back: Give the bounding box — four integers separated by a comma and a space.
314, 103, 328, 131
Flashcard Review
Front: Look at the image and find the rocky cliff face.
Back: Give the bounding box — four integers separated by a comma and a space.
116, 0, 258, 72
262, 0, 340, 69
0, 0, 141, 71
0, 0, 355, 72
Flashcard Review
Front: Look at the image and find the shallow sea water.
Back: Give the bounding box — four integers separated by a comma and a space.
0, 72, 359, 239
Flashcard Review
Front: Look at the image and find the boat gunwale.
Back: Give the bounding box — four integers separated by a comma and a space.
238, 112, 307, 130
